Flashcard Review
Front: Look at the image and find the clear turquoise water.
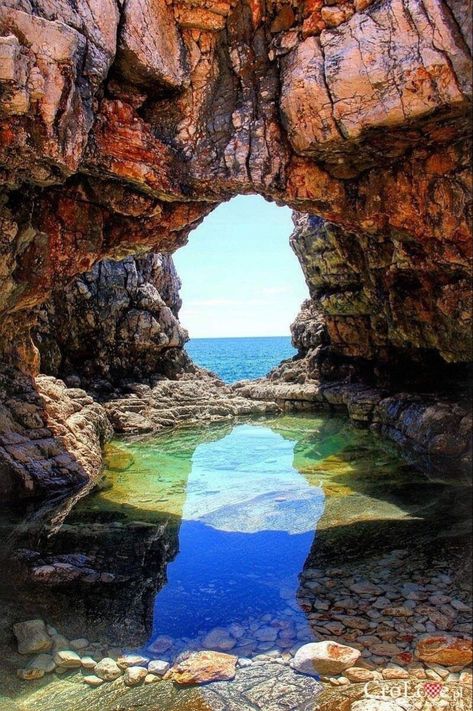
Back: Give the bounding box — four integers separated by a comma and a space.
87, 414, 447, 661
185, 336, 297, 383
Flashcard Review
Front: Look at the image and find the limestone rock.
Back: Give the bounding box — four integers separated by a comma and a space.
202, 627, 237, 651
13, 620, 52, 655
117, 0, 187, 89
293, 641, 361, 677
117, 654, 150, 670
26, 654, 56, 674
147, 660, 170, 677
34, 254, 188, 385
169, 651, 237, 685
53, 650, 82, 668
123, 666, 148, 686
415, 635, 473, 667
83, 675, 105, 687
94, 657, 122, 681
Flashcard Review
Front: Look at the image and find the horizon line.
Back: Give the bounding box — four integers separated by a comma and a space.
186, 334, 293, 340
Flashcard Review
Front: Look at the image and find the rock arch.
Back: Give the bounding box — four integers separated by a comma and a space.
0, 0, 471, 373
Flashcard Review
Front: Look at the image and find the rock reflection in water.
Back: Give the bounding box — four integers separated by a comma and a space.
0, 414, 470, 711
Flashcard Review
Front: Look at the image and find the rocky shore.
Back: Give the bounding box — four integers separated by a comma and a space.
7, 543, 472, 710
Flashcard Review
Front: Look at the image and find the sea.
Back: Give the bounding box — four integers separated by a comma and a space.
185, 336, 297, 383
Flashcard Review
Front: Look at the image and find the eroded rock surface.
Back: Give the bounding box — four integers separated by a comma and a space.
0, 367, 112, 498
0, 0, 471, 372
34, 253, 188, 384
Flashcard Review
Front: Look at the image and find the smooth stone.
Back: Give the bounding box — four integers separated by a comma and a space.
94, 657, 122, 681
254, 626, 278, 642
13, 620, 52, 655
83, 675, 104, 687
70, 638, 89, 651
144, 673, 160, 684
237, 657, 253, 668
293, 641, 361, 677
124, 666, 148, 686
202, 627, 236, 651
228, 623, 246, 639
117, 654, 150, 669
344, 667, 377, 682
81, 656, 97, 670
27, 654, 56, 674
53, 650, 82, 668
169, 651, 237, 685
147, 660, 170, 676
148, 636, 173, 654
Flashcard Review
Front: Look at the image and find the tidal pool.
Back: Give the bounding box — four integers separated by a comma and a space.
0, 414, 470, 711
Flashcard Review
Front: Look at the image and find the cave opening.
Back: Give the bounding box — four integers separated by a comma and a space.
174, 195, 309, 382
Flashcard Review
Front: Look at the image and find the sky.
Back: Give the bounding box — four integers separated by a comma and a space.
173, 195, 308, 338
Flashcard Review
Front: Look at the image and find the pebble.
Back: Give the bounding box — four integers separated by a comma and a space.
117, 654, 150, 669
144, 673, 160, 684
27, 653, 56, 674
54, 650, 82, 668
83, 675, 104, 687
94, 657, 122, 681
147, 660, 170, 676
70, 638, 89, 651
81, 656, 97, 670
202, 627, 236, 651
148, 636, 173, 654
124, 666, 148, 686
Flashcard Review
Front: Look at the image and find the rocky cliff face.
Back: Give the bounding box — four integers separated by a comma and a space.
0, 0, 471, 374
286, 213, 472, 386
34, 253, 189, 385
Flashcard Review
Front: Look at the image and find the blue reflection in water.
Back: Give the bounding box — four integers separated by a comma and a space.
146, 424, 325, 654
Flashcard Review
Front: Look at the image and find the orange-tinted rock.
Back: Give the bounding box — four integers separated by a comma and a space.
293, 641, 361, 676
117, 0, 187, 88
415, 636, 473, 667
169, 651, 237, 685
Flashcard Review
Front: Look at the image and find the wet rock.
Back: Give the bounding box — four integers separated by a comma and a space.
169, 651, 237, 685
81, 657, 97, 670
148, 636, 173, 654
70, 638, 89, 651
254, 626, 279, 643
124, 666, 148, 686
94, 657, 122, 681
147, 660, 170, 676
415, 635, 473, 667
17, 667, 45, 681
117, 654, 150, 669
54, 650, 82, 668
144, 673, 160, 684
292, 641, 361, 677
83, 675, 105, 687
13, 620, 52, 655
26, 654, 56, 674
202, 627, 237, 651
344, 667, 377, 682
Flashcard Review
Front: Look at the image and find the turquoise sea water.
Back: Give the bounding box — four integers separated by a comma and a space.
185, 336, 297, 383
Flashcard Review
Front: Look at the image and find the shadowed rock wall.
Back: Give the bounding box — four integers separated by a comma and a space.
0, 0, 471, 374
34, 253, 189, 385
